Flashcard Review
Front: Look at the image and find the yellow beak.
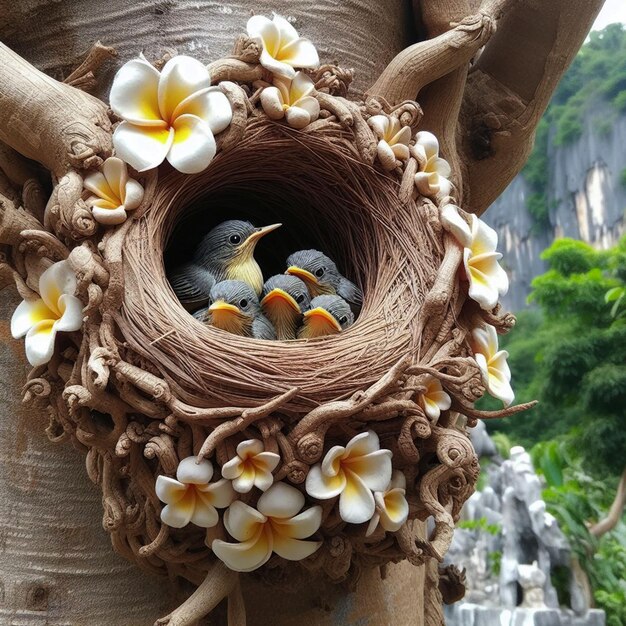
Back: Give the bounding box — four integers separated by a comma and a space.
240, 223, 282, 254
303, 307, 342, 332
209, 300, 240, 315
260, 288, 301, 312
286, 265, 318, 285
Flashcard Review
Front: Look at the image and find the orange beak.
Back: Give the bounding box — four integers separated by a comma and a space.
303, 307, 342, 333
286, 265, 318, 285
260, 288, 301, 313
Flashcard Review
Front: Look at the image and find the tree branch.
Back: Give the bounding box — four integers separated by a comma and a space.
589, 466, 626, 538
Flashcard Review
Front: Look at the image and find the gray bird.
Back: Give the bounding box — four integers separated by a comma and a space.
260, 275, 312, 341
285, 249, 362, 314
194, 280, 276, 340
169, 220, 281, 310
297, 294, 354, 339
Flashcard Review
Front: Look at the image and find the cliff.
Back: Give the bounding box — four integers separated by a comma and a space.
484, 104, 626, 311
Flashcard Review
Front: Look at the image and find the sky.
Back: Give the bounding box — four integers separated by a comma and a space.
592, 0, 626, 30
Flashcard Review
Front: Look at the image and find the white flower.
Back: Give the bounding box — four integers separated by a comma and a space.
212, 482, 322, 572
110, 55, 232, 174
11, 261, 83, 367
412, 131, 452, 197
84, 157, 144, 225
155, 456, 236, 528
221, 439, 280, 493
260, 72, 320, 129
365, 471, 409, 536
368, 115, 411, 171
305, 430, 392, 524
247, 14, 319, 79
441, 204, 509, 310
418, 376, 451, 421
471, 324, 514, 407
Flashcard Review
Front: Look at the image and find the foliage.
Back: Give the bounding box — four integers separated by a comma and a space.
457, 516, 501, 536
522, 24, 626, 225
486, 236, 626, 621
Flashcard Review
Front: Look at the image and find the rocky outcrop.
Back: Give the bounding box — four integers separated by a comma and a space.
485, 104, 626, 311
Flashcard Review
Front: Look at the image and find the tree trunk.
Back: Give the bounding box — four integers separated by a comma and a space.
0, 1, 603, 624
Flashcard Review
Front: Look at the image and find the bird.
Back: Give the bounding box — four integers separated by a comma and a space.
194, 280, 276, 340
285, 249, 363, 314
260, 275, 312, 340
297, 294, 354, 339
168, 220, 281, 310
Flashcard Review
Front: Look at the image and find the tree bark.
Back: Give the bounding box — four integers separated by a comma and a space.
589, 466, 626, 538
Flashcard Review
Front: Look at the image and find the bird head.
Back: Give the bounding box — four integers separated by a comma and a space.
298, 294, 354, 339
285, 249, 341, 297
207, 280, 261, 336
261, 275, 311, 340
195, 220, 281, 292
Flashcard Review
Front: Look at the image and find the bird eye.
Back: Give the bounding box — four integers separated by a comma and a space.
339, 316, 348, 325
208, 299, 213, 305
295, 294, 305, 304
229, 234, 241, 244
239, 298, 248, 308
315, 267, 325, 278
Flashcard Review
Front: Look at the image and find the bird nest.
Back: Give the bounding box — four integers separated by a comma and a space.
0, 15, 534, 625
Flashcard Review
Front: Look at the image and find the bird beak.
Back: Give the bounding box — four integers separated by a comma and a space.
286, 265, 318, 285
241, 223, 282, 254
209, 300, 240, 315
261, 288, 301, 313
303, 307, 342, 332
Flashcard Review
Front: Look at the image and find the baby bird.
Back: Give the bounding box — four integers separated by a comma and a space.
260, 275, 311, 340
285, 249, 363, 314
297, 294, 354, 339
194, 280, 276, 340
169, 220, 281, 310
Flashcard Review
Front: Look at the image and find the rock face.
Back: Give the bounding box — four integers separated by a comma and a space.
444, 424, 606, 626
484, 104, 626, 311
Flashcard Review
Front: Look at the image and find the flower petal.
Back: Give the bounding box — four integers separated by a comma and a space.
391, 125, 412, 147
158, 55, 211, 123
39, 260, 77, 313
113, 122, 174, 172
254, 451, 280, 473
377, 140, 398, 171
24, 320, 57, 366
87, 197, 119, 210
176, 456, 213, 484
285, 106, 311, 129
177, 87, 233, 135
343, 449, 393, 492
83, 171, 119, 205
466, 252, 500, 309
290, 71, 315, 102
122, 178, 144, 211
377, 488, 409, 532
237, 439, 265, 459
391, 143, 410, 160
390, 470, 407, 490
441, 204, 472, 247
415, 131, 439, 160
54, 294, 83, 332
271, 534, 321, 561
221, 457, 243, 480
471, 215, 499, 255
199, 478, 236, 509
10, 299, 55, 339
253, 469, 275, 492
295, 96, 320, 120
212, 528, 272, 572
305, 463, 346, 500
232, 470, 256, 494
273, 14, 299, 45
257, 482, 304, 519
422, 396, 441, 420
102, 157, 128, 201
339, 471, 375, 524
279, 38, 320, 70
190, 500, 219, 528
156, 476, 187, 505
92, 205, 127, 226
109, 57, 164, 126
415, 171, 439, 197
161, 488, 195, 528
274, 506, 322, 539
259, 49, 297, 79
224, 501, 266, 542
345, 430, 380, 458
261, 86, 286, 120
368, 115, 389, 139
321, 446, 346, 477
365, 512, 381, 537
475, 353, 490, 385
431, 157, 451, 178
167, 114, 216, 174
247, 15, 279, 51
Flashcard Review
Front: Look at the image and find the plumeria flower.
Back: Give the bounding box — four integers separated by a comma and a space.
156, 456, 236, 528
212, 482, 322, 572
305, 430, 392, 524
247, 14, 319, 79
109, 55, 232, 174
441, 204, 509, 310
368, 115, 411, 171
83, 157, 144, 225
221, 439, 280, 493
365, 470, 409, 536
471, 324, 514, 407
11, 261, 83, 367
260, 72, 320, 129
418, 376, 451, 421
412, 131, 452, 197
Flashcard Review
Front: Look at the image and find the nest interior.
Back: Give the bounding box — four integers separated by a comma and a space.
121, 119, 444, 413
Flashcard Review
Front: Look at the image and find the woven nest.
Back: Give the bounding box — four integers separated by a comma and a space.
0, 29, 533, 623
